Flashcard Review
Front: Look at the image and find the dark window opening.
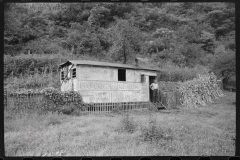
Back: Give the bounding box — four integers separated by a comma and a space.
141, 74, 146, 83
61, 71, 64, 80
72, 68, 76, 78
118, 69, 126, 81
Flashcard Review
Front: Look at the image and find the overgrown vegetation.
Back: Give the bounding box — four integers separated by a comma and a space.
157, 64, 210, 82
4, 3, 235, 156
4, 91, 235, 156
118, 113, 137, 133
5, 88, 85, 115
4, 2, 235, 90
139, 112, 173, 143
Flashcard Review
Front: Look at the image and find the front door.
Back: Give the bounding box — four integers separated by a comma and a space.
149, 76, 156, 102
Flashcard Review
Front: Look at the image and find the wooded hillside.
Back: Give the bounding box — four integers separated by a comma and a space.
4, 2, 235, 90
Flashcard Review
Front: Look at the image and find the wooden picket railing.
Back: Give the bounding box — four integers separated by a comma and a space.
81, 101, 151, 114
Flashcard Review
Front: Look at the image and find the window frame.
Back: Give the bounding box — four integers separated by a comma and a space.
72, 68, 76, 78
118, 68, 126, 81
61, 71, 65, 81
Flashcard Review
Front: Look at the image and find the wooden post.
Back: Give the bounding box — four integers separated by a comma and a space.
102, 103, 103, 113
98, 103, 100, 114
97, 103, 99, 114
91, 105, 93, 114
102, 103, 104, 113
4, 89, 7, 111
104, 103, 106, 113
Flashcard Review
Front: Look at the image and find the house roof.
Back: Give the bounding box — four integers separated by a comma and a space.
59, 60, 158, 71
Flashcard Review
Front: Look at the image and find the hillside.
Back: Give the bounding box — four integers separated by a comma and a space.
4, 2, 235, 91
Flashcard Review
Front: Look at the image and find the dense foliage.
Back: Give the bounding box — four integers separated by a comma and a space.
4, 2, 235, 88
5, 87, 85, 114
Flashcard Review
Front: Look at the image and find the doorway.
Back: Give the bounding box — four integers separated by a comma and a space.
149, 76, 157, 102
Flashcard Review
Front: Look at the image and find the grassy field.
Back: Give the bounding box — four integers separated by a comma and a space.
4, 91, 235, 156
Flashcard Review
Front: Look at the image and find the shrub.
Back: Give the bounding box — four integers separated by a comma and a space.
118, 113, 137, 134
41, 87, 85, 113
5, 87, 85, 115
139, 113, 173, 143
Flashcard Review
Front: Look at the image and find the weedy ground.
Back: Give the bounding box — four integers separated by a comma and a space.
4, 91, 235, 156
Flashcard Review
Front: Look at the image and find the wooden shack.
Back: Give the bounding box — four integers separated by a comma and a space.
59, 60, 158, 103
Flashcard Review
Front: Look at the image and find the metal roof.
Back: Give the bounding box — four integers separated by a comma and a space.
59, 60, 158, 71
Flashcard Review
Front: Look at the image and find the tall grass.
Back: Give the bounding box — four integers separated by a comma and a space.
139, 111, 173, 143
4, 53, 110, 79
118, 113, 137, 134
4, 52, 115, 91
158, 64, 209, 82
5, 72, 60, 92
4, 91, 235, 156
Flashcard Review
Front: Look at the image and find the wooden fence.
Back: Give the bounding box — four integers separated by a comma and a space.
4, 90, 181, 115
81, 101, 151, 114
157, 90, 181, 109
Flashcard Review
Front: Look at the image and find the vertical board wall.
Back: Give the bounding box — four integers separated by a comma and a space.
75, 65, 156, 103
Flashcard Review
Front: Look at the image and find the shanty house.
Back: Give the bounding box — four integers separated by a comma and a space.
59, 60, 158, 103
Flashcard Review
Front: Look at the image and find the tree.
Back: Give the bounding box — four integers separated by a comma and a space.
206, 5, 235, 40
108, 19, 144, 64
211, 49, 235, 80
200, 30, 215, 54
88, 6, 110, 28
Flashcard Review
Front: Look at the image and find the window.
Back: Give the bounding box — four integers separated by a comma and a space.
141, 74, 146, 83
72, 68, 76, 78
118, 69, 126, 81
61, 71, 64, 80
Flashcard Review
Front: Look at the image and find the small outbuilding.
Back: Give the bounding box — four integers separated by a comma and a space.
59, 60, 158, 103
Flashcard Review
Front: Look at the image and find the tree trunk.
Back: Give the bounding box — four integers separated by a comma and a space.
123, 43, 126, 64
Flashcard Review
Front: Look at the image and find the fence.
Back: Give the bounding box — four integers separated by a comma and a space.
81, 102, 151, 114
4, 90, 182, 115
157, 90, 181, 109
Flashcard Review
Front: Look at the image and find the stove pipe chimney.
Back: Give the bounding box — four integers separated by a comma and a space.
135, 58, 139, 67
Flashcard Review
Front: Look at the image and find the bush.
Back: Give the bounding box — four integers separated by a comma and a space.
139, 113, 173, 143
41, 87, 85, 113
211, 49, 235, 79
118, 113, 137, 134
5, 87, 85, 115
